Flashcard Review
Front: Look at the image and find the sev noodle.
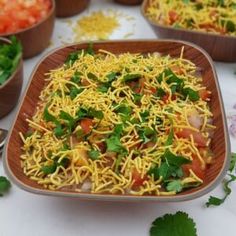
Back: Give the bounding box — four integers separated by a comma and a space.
20, 47, 215, 195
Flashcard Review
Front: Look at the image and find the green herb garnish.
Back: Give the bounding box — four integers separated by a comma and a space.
0, 176, 11, 197
150, 211, 197, 236
0, 36, 22, 86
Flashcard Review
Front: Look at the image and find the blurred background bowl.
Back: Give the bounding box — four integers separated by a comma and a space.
0, 0, 55, 59
0, 38, 23, 118
56, 0, 90, 18
114, 0, 143, 5
142, 0, 236, 62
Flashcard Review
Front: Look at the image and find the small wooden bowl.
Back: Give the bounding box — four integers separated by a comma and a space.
142, 0, 236, 62
114, 0, 143, 5
3, 40, 230, 202
0, 0, 55, 59
0, 38, 23, 118
55, 0, 90, 18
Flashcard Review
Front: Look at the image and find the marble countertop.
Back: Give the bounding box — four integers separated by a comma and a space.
0, 1, 236, 235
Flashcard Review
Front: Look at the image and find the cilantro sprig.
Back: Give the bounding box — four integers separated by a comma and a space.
206, 152, 236, 207
150, 211, 197, 236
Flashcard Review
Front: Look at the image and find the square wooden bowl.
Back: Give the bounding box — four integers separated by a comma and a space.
142, 0, 236, 62
3, 40, 230, 201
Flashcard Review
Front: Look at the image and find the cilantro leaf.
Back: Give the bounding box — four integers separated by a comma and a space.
0, 176, 11, 197
41, 157, 70, 175
43, 105, 57, 123
59, 111, 76, 133
166, 180, 183, 193
106, 135, 126, 153
182, 88, 199, 101
206, 152, 236, 207
165, 127, 174, 146
150, 211, 197, 236
76, 107, 103, 120
123, 73, 141, 82
88, 149, 100, 161
140, 110, 149, 122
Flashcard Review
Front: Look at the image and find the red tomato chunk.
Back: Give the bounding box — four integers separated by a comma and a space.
0, 0, 52, 34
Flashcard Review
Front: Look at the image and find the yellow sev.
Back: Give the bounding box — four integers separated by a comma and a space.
20, 48, 215, 195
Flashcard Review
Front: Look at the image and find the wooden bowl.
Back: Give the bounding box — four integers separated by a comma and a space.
55, 0, 90, 18
0, 38, 23, 118
142, 0, 236, 62
0, 0, 55, 59
3, 40, 230, 201
114, 0, 143, 5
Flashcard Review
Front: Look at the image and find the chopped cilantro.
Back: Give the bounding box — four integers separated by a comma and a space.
59, 110, 76, 133
150, 211, 197, 236
106, 135, 126, 153
88, 149, 100, 161
41, 157, 70, 175
76, 107, 104, 120
148, 150, 190, 181
87, 72, 98, 81
165, 127, 174, 146
140, 110, 149, 122
166, 180, 183, 192
123, 73, 141, 82
182, 88, 199, 101
71, 71, 82, 84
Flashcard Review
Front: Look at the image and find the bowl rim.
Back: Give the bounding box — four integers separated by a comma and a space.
0, 0, 55, 37
141, 0, 236, 41
0, 37, 23, 90
3, 39, 231, 201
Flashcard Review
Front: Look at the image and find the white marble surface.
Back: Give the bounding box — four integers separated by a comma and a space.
0, 1, 236, 235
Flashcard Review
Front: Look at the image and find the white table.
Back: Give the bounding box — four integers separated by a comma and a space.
1, 1, 236, 235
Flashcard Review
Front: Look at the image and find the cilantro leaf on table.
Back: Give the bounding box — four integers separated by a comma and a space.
0, 176, 11, 197
150, 211, 197, 236
206, 153, 236, 207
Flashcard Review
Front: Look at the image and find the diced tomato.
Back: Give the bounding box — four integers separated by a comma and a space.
169, 65, 184, 75
128, 78, 145, 94
96, 142, 106, 153
81, 78, 91, 86
161, 93, 177, 103
132, 169, 147, 187
149, 87, 157, 94
199, 89, 211, 101
143, 141, 155, 149
168, 10, 179, 24
182, 155, 205, 180
80, 118, 93, 135
175, 128, 208, 147
0, 0, 51, 34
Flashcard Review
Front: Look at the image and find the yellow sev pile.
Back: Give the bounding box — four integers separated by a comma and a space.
146, 0, 236, 36
20, 48, 214, 195
73, 10, 120, 41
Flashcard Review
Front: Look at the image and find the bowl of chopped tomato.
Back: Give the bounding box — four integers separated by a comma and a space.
0, 0, 55, 59
55, 0, 90, 18
142, 0, 236, 62
0, 37, 23, 118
